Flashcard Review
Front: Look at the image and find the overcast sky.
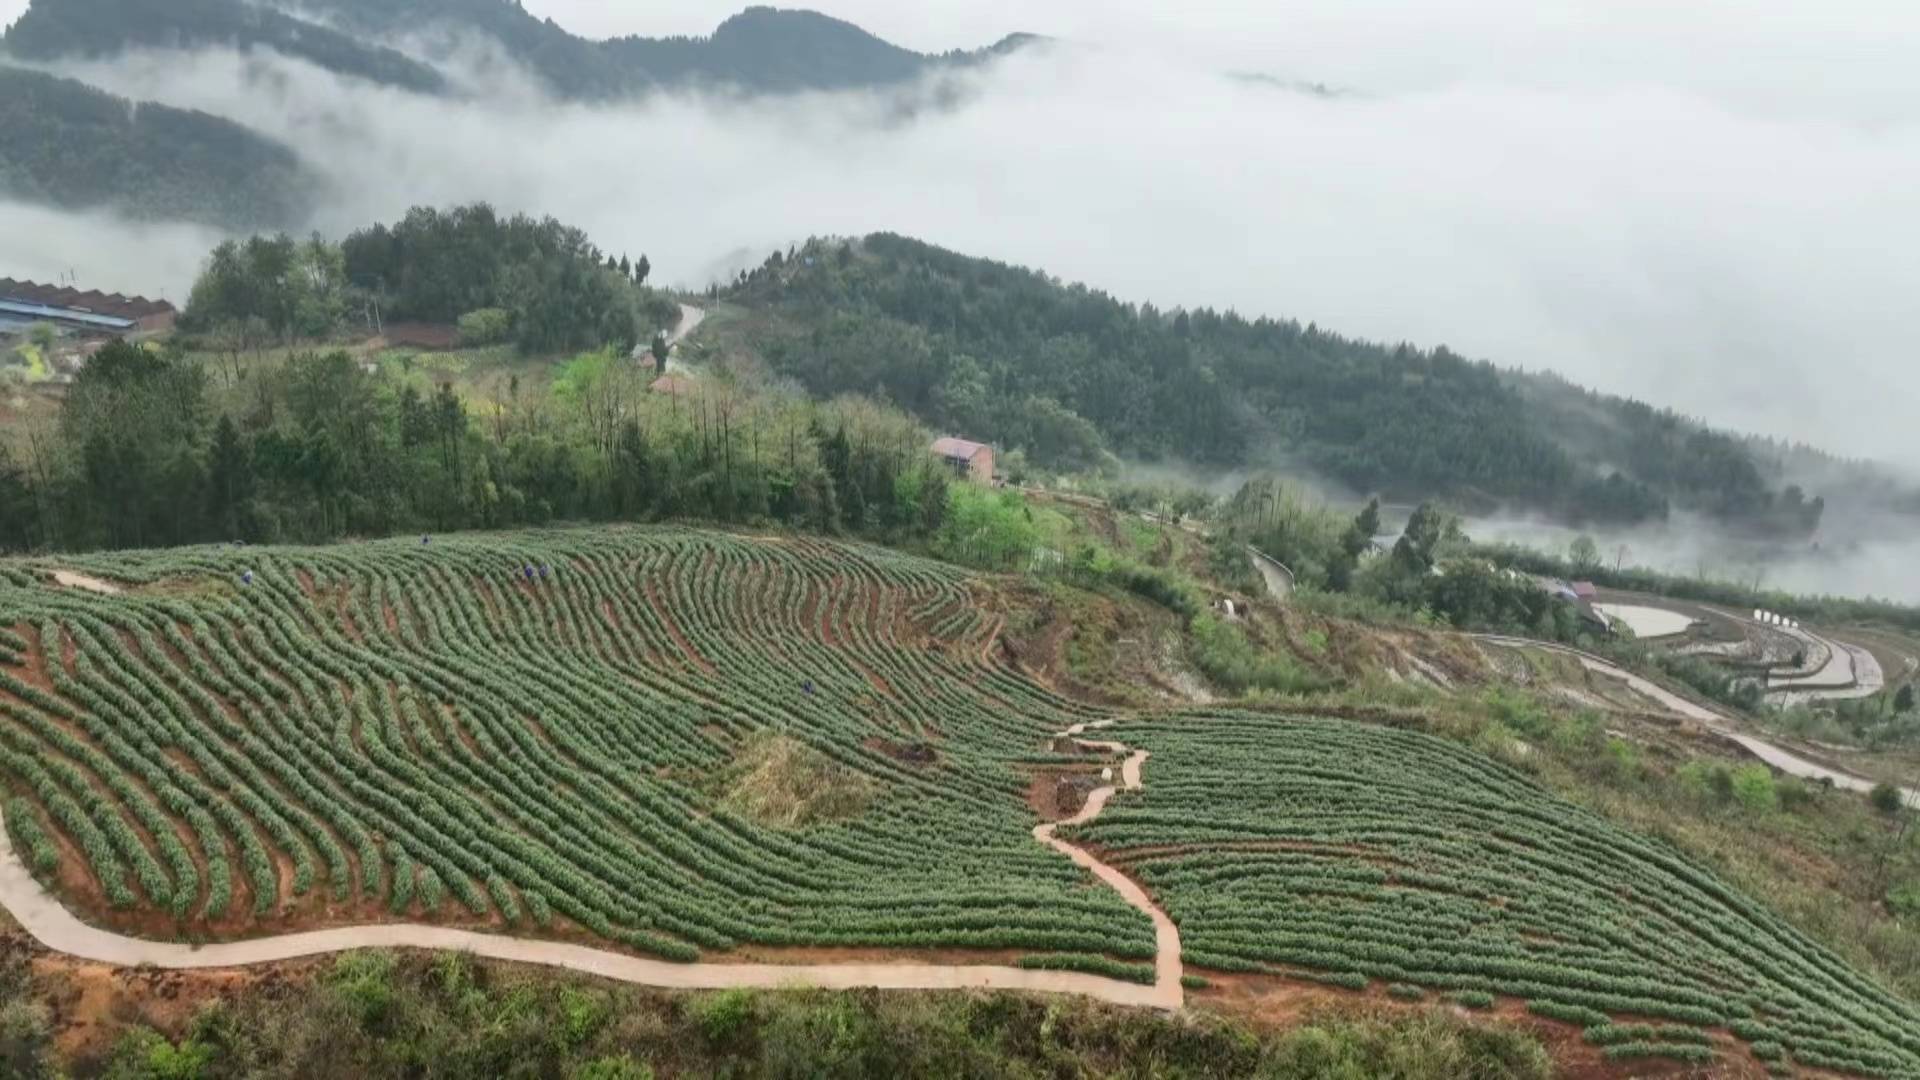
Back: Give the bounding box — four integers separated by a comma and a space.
5, 0, 1919, 474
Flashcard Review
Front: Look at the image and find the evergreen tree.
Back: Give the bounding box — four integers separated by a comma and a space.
206, 415, 254, 540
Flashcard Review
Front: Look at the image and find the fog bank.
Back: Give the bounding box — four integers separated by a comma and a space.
7, 31, 1920, 472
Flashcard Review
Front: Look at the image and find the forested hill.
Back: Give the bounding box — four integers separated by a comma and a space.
0, 65, 319, 229
722, 235, 1827, 535
292, 1, 1038, 99
1, 0, 450, 95
3, 0, 1035, 101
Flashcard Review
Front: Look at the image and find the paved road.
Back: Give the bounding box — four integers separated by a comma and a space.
1247, 548, 1295, 601
0, 722, 1183, 1010
633, 305, 707, 372
668, 304, 706, 347
1475, 635, 1918, 807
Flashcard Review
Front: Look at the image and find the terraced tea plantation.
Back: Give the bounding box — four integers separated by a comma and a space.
1069, 713, 1920, 1077
4, 527, 1918, 1075
0, 529, 1153, 964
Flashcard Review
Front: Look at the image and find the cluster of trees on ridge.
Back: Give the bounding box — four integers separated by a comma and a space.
0, 66, 317, 229
721, 235, 1826, 537
183, 205, 677, 356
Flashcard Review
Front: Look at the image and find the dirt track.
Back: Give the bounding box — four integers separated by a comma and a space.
0, 722, 1184, 1010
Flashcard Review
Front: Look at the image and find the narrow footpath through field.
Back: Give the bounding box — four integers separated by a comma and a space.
0, 722, 1185, 1009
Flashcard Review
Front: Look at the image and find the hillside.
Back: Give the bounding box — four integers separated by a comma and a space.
712, 235, 1899, 536
0, 527, 1917, 1075
2, 0, 1035, 101
0, 65, 319, 229
1, 0, 449, 95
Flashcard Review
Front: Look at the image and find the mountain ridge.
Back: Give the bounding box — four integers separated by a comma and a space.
2, 0, 1039, 100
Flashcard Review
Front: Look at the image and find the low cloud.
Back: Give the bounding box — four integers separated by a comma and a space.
8, 32, 1919, 474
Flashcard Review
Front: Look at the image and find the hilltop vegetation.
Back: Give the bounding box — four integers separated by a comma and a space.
717, 235, 1836, 536
0, 65, 318, 229
183, 204, 676, 354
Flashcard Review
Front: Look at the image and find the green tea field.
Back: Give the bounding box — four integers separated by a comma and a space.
0, 527, 1916, 1075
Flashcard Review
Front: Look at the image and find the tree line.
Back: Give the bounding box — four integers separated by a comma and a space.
0, 340, 958, 555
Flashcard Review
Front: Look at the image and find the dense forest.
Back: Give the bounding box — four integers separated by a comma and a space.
0, 65, 317, 229
1512, 372, 1827, 536
3, 0, 1032, 102
719, 235, 1824, 535
2, 0, 448, 94
184, 205, 678, 355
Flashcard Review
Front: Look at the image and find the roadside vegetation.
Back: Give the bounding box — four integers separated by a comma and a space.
0, 945, 1554, 1080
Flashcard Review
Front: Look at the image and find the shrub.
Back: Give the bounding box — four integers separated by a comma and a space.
693, 988, 755, 1045
1870, 782, 1906, 816
456, 307, 512, 347
1729, 765, 1778, 814
1264, 1009, 1552, 1080
571, 1056, 653, 1080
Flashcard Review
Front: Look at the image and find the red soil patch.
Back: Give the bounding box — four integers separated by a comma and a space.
9, 623, 57, 695
1024, 768, 1103, 820
643, 578, 716, 676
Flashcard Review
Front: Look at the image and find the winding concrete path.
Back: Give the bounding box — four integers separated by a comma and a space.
0, 724, 1183, 1010
1475, 635, 1919, 808
667, 304, 706, 348
1247, 547, 1295, 602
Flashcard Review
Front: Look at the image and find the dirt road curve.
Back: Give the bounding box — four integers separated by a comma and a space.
1475, 635, 1919, 808
0, 723, 1183, 1010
